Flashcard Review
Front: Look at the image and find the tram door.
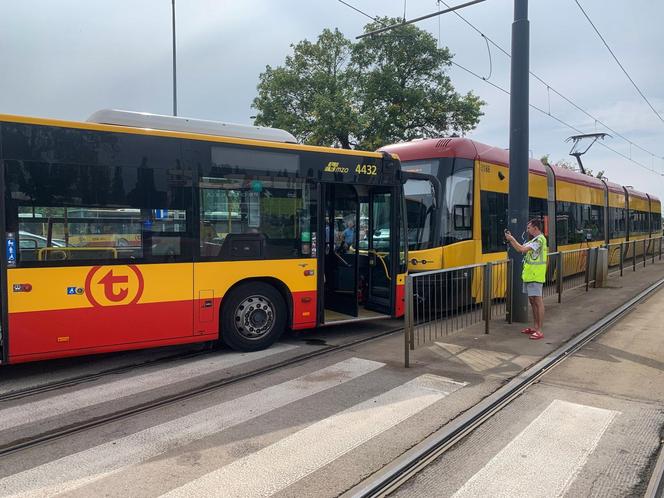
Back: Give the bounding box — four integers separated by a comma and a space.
322, 184, 359, 320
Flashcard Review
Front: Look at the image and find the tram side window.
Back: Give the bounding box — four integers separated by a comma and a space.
590, 205, 605, 240
528, 197, 548, 235
556, 201, 604, 245
480, 191, 508, 254
443, 167, 473, 244
652, 212, 662, 234
630, 210, 648, 234
609, 207, 627, 239
480, 193, 548, 253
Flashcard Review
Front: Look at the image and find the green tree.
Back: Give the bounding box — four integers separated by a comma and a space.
252, 19, 484, 150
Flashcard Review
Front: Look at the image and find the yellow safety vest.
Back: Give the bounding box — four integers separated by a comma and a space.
522, 233, 548, 283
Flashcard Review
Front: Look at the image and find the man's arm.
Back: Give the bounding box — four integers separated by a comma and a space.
505, 231, 533, 254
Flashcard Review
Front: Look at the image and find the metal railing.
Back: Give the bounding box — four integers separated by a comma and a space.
404, 236, 664, 367
404, 259, 511, 367
606, 237, 663, 277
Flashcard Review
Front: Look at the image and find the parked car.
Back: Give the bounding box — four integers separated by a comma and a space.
19, 230, 65, 249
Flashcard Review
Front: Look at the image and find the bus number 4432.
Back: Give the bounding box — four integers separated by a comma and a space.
356, 164, 377, 176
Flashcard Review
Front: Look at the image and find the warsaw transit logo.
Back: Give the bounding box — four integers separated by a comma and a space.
84, 265, 145, 307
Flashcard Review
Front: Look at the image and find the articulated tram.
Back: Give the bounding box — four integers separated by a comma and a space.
380, 138, 661, 272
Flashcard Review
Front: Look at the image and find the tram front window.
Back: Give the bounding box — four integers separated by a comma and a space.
403, 158, 474, 247
404, 178, 436, 251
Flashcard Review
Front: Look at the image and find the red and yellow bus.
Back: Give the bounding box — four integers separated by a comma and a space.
0, 110, 407, 364
380, 137, 661, 272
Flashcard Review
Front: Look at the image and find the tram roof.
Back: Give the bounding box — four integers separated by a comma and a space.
625, 186, 652, 202
380, 137, 608, 190
603, 180, 626, 196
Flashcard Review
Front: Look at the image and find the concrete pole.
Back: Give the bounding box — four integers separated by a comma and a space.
172, 0, 178, 116
508, 0, 529, 322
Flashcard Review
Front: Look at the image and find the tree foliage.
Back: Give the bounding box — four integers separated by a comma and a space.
252, 19, 484, 150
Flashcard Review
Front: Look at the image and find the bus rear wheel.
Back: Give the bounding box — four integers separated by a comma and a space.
221, 282, 286, 351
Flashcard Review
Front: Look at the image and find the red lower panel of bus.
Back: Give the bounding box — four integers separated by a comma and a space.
291, 290, 317, 330
8, 290, 318, 363
8, 300, 200, 363
395, 283, 405, 317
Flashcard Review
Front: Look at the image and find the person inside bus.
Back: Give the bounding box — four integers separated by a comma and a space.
340, 219, 355, 253
504, 218, 548, 340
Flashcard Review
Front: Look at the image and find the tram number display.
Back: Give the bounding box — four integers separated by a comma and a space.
355, 164, 377, 176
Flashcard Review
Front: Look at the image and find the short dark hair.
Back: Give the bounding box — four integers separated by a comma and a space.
527, 218, 543, 231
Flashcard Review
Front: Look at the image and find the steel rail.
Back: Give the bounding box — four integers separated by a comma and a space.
349, 276, 664, 498
0, 346, 214, 402
0, 325, 403, 458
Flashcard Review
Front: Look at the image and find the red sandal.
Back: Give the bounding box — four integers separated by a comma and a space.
521, 327, 536, 334
529, 331, 544, 340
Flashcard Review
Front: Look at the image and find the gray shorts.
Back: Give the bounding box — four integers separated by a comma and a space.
522, 282, 543, 297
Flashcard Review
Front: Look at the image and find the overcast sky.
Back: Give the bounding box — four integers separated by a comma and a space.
1, 0, 663, 200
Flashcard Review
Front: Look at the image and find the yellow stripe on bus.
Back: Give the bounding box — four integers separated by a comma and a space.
8, 259, 317, 314
193, 259, 317, 296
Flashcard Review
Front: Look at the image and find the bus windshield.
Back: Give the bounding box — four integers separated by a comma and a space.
402, 157, 474, 248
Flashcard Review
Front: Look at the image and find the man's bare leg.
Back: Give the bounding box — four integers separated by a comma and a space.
533, 296, 544, 331
529, 296, 538, 330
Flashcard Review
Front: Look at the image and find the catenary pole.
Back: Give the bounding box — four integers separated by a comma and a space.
508, 0, 529, 322
172, 0, 178, 116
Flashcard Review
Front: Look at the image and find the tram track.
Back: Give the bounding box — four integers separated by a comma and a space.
0, 346, 215, 402
0, 325, 403, 458
349, 276, 664, 498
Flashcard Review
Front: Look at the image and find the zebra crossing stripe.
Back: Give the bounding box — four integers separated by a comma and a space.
0, 357, 384, 497
452, 399, 618, 498
0, 343, 299, 432
161, 374, 466, 498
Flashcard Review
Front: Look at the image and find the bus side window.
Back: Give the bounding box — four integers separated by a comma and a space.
19, 238, 38, 261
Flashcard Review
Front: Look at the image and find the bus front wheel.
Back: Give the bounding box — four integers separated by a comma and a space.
220, 282, 286, 351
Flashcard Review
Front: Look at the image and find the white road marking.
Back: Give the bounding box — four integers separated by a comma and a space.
162, 374, 466, 498
0, 357, 384, 497
0, 343, 299, 432
453, 399, 619, 498
431, 342, 516, 372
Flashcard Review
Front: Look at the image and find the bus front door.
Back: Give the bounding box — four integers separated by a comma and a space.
364, 188, 396, 315
322, 184, 359, 321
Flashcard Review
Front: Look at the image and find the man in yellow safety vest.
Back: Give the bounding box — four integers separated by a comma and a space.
505, 218, 548, 340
